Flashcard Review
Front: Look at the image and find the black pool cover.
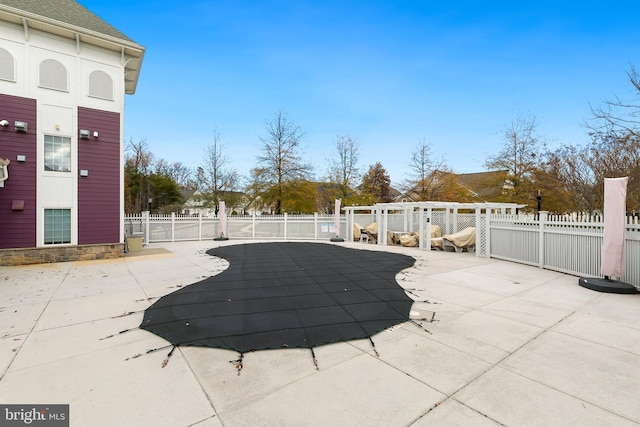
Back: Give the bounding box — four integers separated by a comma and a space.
140, 242, 416, 358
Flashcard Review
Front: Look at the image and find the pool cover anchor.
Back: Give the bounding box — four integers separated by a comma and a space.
229, 353, 244, 375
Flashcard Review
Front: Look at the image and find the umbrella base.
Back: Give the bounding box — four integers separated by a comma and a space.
213, 237, 229, 241
578, 277, 637, 294
330, 237, 344, 242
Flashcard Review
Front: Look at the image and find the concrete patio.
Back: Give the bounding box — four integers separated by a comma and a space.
1, 240, 639, 426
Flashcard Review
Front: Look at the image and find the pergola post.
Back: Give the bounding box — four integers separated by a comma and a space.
348, 209, 354, 242
377, 208, 385, 245
418, 207, 425, 249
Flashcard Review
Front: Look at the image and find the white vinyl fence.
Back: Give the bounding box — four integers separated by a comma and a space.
488, 212, 640, 288
348, 206, 640, 288
124, 213, 347, 244
124, 209, 640, 288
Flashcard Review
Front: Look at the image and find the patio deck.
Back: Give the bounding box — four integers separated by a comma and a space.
1, 240, 639, 426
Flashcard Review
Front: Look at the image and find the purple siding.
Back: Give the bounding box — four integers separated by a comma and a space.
0, 94, 37, 249
77, 107, 121, 244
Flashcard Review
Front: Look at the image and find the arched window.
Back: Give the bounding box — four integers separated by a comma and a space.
0, 48, 15, 82
39, 59, 68, 91
89, 70, 113, 100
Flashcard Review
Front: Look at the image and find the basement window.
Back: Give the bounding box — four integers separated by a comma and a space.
44, 209, 71, 244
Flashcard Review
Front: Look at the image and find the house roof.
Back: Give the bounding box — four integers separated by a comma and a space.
180, 189, 198, 201
455, 170, 509, 201
0, 0, 145, 94
402, 169, 511, 203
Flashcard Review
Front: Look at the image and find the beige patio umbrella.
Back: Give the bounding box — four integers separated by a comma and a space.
330, 198, 344, 242
214, 200, 229, 241
579, 177, 636, 293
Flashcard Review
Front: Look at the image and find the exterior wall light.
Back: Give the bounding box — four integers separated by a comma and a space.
14, 121, 27, 132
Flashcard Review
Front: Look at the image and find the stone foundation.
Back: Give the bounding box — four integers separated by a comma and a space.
0, 243, 125, 266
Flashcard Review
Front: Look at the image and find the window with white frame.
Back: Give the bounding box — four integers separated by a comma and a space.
44, 135, 71, 172
44, 209, 71, 244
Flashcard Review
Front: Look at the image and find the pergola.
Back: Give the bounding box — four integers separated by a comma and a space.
342, 201, 526, 255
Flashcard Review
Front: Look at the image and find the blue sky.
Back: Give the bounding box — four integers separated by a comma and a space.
81, 0, 640, 186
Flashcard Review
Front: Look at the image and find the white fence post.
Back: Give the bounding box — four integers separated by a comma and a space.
348, 209, 354, 241
284, 213, 288, 240
143, 211, 150, 245
452, 207, 458, 232
252, 213, 256, 239
405, 207, 411, 233
538, 211, 548, 268
418, 208, 425, 249
171, 212, 175, 242
485, 208, 491, 258
375, 209, 388, 245
314, 212, 318, 240
198, 213, 202, 241
475, 207, 482, 257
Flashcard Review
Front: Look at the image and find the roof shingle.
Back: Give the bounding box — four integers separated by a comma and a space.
0, 0, 134, 42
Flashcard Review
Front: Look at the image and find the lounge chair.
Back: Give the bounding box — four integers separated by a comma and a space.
353, 223, 363, 241
399, 232, 419, 247
432, 227, 476, 252
387, 224, 442, 247
364, 223, 378, 243
353, 222, 374, 243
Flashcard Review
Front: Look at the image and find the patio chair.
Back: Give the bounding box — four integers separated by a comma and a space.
433, 227, 476, 252
353, 223, 363, 241
364, 222, 378, 244
399, 231, 419, 247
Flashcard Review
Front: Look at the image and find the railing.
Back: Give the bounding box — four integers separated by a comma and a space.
124, 213, 347, 244
347, 209, 640, 287
124, 211, 640, 288
488, 212, 640, 288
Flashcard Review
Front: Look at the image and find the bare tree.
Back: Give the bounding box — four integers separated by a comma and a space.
124, 138, 154, 213
584, 132, 640, 212
584, 65, 640, 212
588, 65, 640, 138
485, 114, 546, 202
155, 159, 194, 189
327, 135, 360, 202
126, 138, 154, 176
538, 131, 640, 214
252, 111, 313, 214
543, 145, 597, 213
402, 139, 449, 201
197, 129, 239, 215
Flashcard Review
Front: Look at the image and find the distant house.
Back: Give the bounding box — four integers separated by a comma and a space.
182, 190, 252, 216
0, 0, 144, 264
400, 170, 512, 203
181, 189, 205, 215
454, 170, 512, 202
